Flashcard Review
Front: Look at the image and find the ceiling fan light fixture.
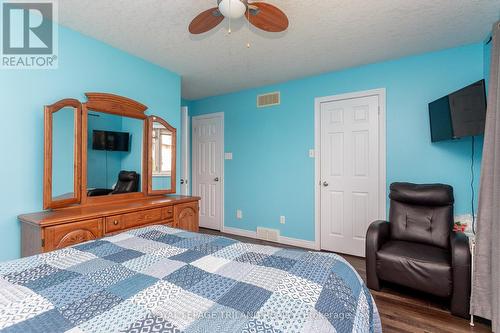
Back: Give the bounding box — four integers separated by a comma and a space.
218, 0, 247, 19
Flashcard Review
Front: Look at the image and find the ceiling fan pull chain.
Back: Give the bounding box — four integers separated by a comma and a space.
228, 0, 232, 34
246, 5, 251, 48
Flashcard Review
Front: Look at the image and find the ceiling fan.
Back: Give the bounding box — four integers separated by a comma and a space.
189, 0, 288, 34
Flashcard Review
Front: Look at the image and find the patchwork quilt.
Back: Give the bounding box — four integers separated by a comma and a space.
0, 225, 381, 333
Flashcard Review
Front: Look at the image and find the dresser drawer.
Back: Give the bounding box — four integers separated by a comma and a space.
105, 208, 165, 235
44, 218, 103, 251
105, 215, 123, 234
161, 206, 174, 220
122, 208, 163, 229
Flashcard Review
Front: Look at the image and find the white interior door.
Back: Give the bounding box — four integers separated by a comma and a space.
319, 93, 383, 257
180, 106, 190, 195
192, 113, 223, 230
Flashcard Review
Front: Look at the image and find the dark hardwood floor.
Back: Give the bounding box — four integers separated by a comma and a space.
199, 228, 492, 333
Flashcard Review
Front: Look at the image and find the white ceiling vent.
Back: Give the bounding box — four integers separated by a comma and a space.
257, 92, 280, 108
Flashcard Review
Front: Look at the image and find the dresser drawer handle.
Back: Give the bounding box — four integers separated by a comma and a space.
113, 220, 119, 226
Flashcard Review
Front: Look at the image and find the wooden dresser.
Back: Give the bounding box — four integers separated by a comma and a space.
21, 93, 203, 257
18, 196, 200, 257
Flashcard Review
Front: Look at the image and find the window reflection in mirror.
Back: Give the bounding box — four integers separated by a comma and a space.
52, 107, 76, 200
86, 111, 143, 197
151, 123, 172, 191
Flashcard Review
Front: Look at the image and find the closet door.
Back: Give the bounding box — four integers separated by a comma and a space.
319, 94, 382, 257
192, 113, 224, 231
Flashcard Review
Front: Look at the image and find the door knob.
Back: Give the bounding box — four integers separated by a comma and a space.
214, 177, 219, 182
322, 181, 329, 187
180, 179, 185, 185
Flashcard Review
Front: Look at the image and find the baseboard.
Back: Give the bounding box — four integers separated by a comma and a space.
279, 235, 319, 250
221, 226, 257, 239
222, 226, 319, 250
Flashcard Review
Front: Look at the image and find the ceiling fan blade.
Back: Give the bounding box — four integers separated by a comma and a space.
189, 8, 224, 34
246, 2, 288, 32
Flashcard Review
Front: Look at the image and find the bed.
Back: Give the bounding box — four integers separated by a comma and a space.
0, 225, 381, 333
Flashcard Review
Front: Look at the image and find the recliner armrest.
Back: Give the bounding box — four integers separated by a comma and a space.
366, 220, 390, 290
450, 231, 471, 267
450, 231, 471, 318
367, 220, 390, 252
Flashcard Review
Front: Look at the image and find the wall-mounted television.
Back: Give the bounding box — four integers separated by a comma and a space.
92, 130, 130, 151
429, 79, 487, 142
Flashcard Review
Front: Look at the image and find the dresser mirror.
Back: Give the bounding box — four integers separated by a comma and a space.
86, 111, 144, 197
43, 99, 82, 210
147, 116, 176, 195
43, 93, 177, 209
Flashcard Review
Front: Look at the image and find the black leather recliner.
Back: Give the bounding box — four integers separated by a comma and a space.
366, 182, 471, 318
87, 171, 140, 197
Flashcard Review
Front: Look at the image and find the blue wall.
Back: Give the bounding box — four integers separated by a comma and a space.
120, 117, 144, 188
484, 35, 492, 88
0, 26, 181, 261
87, 112, 123, 189
189, 43, 485, 242
152, 176, 172, 190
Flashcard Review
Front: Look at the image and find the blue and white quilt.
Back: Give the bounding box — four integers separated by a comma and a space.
0, 225, 381, 333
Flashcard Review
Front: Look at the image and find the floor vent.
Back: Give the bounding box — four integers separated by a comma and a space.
257, 92, 280, 108
256, 227, 280, 242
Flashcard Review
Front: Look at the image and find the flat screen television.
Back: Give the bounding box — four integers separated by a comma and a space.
92, 130, 130, 151
429, 79, 487, 142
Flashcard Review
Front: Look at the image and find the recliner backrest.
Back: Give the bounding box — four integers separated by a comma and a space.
389, 182, 454, 249
112, 171, 139, 194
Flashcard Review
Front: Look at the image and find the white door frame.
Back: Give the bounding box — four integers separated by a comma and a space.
314, 88, 387, 251
180, 106, 190, 195
192, 112, 224, 231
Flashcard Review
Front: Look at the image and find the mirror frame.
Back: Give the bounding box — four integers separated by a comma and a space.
43, 93, 178, 209
43, 99, 82, 210
81, 93, 149, 205
147, 116, 177, 195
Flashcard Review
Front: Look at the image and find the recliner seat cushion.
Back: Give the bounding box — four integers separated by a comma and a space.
376, 240, 452, 297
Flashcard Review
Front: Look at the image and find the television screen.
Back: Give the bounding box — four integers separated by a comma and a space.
429, 80, 486, 142
92, 131, 106, 150
92, 130, 129, 151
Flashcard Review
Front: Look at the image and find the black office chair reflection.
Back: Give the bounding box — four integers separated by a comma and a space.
87, 171, 140, 197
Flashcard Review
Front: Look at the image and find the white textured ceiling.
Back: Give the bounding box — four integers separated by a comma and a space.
58, 0, 500, 100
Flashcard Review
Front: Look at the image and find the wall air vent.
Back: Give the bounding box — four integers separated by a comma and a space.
257, 227, 280, 242
257, 92, 280, 108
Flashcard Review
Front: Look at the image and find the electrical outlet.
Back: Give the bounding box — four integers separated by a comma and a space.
280, 216, 286, 224
309, 149, 315, 158
236, 209, 243, 219
225, 152, 233, 160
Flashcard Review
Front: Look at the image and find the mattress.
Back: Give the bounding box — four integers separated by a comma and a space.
0, 225, 381, 332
